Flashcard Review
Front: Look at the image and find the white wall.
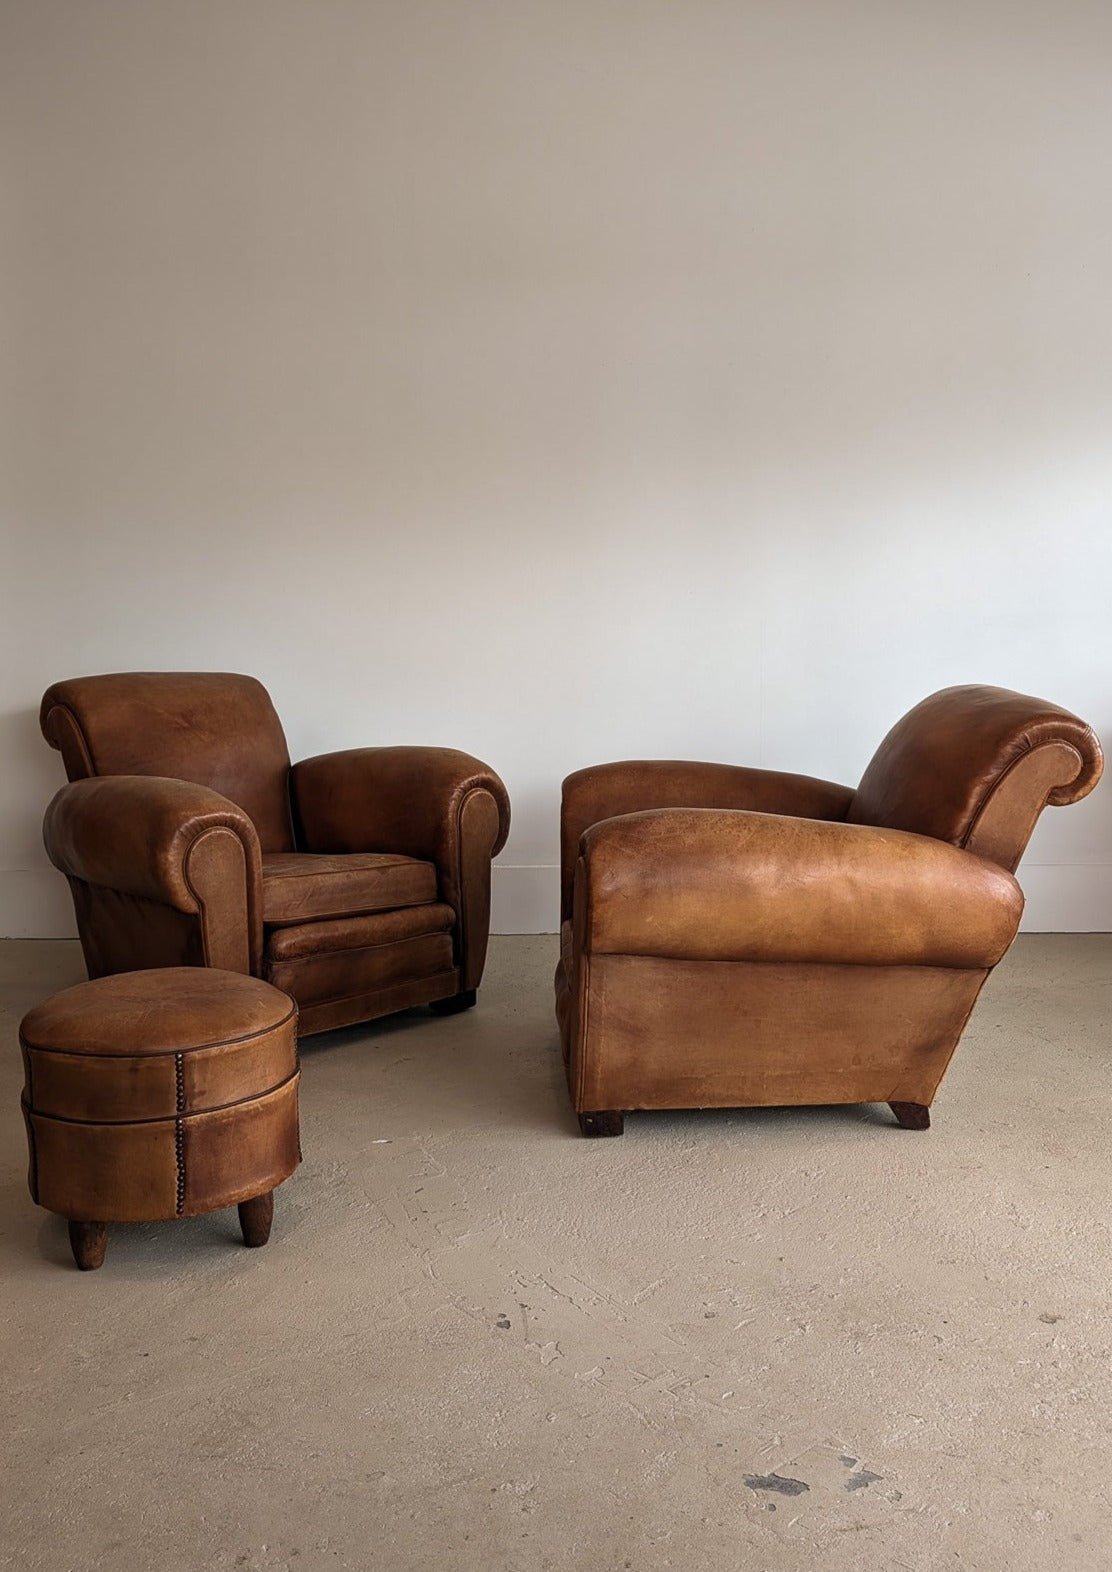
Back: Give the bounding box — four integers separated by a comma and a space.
3, 0, 1111, 936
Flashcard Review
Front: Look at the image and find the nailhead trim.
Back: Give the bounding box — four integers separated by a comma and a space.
174, 1052, 186, 1215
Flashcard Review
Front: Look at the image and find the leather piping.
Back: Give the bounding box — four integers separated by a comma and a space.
25, 1066, 301, 1126
19, 1004, 298, 1057
21, 1095, 39, 1201
184, 824, 255, 972
884, 973, 990, 1105
43, 702, 95, 777
453, 785, 499, 967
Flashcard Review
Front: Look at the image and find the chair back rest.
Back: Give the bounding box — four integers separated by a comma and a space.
40, 672, 296, 853
846, 685, 1102, 871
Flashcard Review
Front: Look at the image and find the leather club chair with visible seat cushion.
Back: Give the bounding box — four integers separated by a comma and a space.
40, 672, 510, 1035
555, 686, 1102, 1137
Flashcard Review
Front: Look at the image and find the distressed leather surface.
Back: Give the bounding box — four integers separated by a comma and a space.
40, 673, 510, 1034
291, 745, 510, 995
262, 851, 438, 925
560, 760, 853, 924
556, 685, 1103, 1121
570, 957, 987, 1113
265, 932, 456, 1010
263, 902, 455, 962
20, 967, 294, 1062
21, 967, 300, 1223
41, 672, 295, 852
578, 808, 1022, 967
847, 684, 1103, 862
44, 775, 263, 974
43, 775, 262, 909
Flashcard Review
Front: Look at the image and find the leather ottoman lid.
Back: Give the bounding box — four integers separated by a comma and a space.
20, 968, 295, 1056
20, 968, 298, 1124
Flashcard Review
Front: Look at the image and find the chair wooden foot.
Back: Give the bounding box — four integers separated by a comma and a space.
238, 1191, 274, 1247
429, 989, 477, 1016
68, 1220, 108, 1271
889, 1101, 931, 1130
578, 1111, 625, 1138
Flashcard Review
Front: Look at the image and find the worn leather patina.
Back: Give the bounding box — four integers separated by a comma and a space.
555, 685, 1102, 1136
40, 672, 511, 1035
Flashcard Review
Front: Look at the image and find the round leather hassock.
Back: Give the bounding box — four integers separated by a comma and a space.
20, 968, 300, 1224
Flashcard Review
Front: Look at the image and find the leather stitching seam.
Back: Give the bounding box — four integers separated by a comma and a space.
22, 1004, 299, 1058
22, 1094, 40, 1203
184, 825, 253, 971
27, 1068, 301, 1129
46, 702, 95, 777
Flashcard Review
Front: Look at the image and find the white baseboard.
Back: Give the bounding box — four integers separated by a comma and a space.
1, 863, 1108, 939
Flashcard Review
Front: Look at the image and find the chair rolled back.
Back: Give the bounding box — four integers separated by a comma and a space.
40, 672, 296, 853
846, 685, 1103, 871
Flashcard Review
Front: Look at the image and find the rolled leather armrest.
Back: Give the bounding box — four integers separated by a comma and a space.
577, 807, 1023, 969
292, 747, 511, 863
43, 776, 263, 973
291, 748, 511, 989
561, 761, 854, 923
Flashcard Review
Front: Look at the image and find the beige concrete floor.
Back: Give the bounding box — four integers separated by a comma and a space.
3, 934, 1112, 1572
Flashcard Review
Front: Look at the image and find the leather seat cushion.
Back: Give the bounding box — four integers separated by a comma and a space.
19, 966, 295, 1065
20, 964, 297, 1123
264, 902, 456, 963
262, 852, 439, 925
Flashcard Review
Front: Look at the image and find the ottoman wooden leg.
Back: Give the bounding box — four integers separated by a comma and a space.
238, 1191, 275, 1248
68, 1220, 108, 1271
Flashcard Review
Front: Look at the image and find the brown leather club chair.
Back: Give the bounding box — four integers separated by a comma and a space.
40, 673, 510, 1035
555, 686, 1102, 1137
